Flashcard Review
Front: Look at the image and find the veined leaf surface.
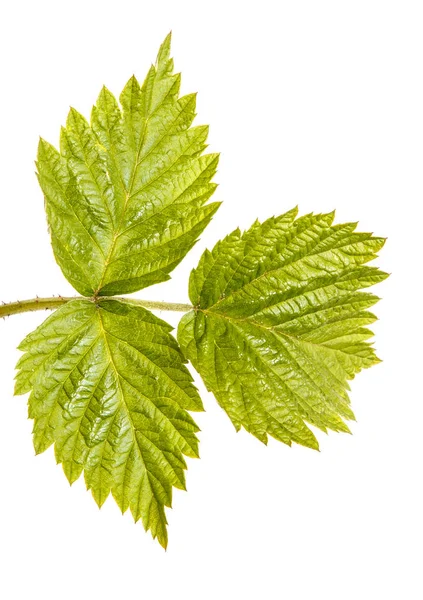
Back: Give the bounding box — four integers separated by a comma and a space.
178, 208, 388, 449
36, 33, 220, 296
15, 298, 202, 547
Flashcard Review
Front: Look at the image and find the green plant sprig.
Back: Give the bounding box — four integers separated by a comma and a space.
2, 33, 387, 549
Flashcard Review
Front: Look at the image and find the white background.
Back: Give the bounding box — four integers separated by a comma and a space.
0, 1, 422, 598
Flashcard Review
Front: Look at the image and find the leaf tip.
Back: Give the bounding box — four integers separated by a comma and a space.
37, 136, 50, 155
378, 236, 388, 249
159, 536, 169, 551
156, 31, 173, 67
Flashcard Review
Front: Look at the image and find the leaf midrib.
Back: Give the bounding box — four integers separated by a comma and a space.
206, 310, 352, 437
93, 73, 197, 294
205, 231, 380, 312
94, 70, 157, 293
96, 309, 167, 528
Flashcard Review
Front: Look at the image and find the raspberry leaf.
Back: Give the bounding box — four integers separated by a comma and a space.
36, 33, 220, 296
15, 298, 202, 548
178, 208, 388, 449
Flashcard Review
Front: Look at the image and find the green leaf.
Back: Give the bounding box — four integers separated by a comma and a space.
178, 207, 388, 449
36, 32, 220, 297
15, 298, 203, 548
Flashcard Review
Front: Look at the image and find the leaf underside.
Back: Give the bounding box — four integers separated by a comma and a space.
36, 33, 220, 297
178, 207, 388, 449
15, 299, 203, 548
